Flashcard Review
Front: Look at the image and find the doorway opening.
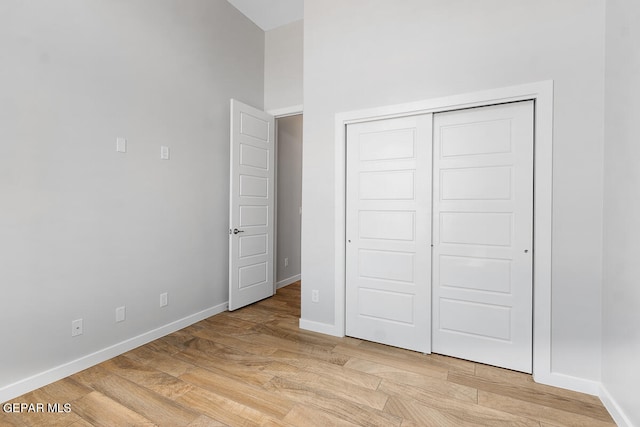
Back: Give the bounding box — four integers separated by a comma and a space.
275, 114, 303, 291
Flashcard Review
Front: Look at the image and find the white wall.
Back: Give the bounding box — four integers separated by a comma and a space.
301, 0, 605, 384
0, 0, 263, 396
602, 0, 640, 424
264, 20, 303, 111
276, 115, 303, 286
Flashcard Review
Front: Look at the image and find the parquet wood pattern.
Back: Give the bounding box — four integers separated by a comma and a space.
0, 282, 615, 426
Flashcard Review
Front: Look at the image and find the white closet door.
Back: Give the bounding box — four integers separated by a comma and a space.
346, 114, 432, 353
432, 101, 534, 373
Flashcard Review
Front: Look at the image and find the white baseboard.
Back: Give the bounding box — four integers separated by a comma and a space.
298, 318, 344, 337
276, 274, 301, 289
533, 371, 601, 396
0, 301, 228, 403
600, 384, 633, 427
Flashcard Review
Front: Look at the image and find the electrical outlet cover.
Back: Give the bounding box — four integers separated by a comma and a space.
71, 319, 83, 337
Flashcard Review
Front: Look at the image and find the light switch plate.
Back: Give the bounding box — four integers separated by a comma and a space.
116, 306, 126, 323
116, 137, 126, 153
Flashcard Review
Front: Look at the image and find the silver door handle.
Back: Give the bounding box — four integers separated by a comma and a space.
232, 228, 244, 235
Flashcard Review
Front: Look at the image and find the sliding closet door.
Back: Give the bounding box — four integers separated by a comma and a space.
431, 101, 534, 373
345, 114, 432, 352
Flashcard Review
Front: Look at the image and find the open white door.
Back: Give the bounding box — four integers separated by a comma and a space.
431, 101, 534, 373
229, 99, 275, 311
345, 114, 432, 353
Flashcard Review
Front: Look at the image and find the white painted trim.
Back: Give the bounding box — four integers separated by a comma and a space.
600, 384, 633, 427
0, 301, 228, 403
333, 81, 556, 385
333, 115, 347, 338
273, 117, 279, 294
268, 104, 303, 118
299, 318, 343, 337
277, 274, 301, 289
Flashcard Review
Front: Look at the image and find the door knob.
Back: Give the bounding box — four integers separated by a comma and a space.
232, 228, 244, 235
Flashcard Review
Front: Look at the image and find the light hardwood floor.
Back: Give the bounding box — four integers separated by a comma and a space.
1, 282, 615, 426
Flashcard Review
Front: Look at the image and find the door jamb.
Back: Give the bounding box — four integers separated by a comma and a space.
333, 81, 553, 384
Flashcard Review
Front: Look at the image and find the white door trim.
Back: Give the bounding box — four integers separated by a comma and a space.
333, 81, 556, 387
268, 104, 304, 118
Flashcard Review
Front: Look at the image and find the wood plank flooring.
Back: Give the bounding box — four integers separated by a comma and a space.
0, 282, 615, 426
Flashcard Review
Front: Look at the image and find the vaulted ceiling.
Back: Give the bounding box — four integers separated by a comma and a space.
227, 0, 303, 31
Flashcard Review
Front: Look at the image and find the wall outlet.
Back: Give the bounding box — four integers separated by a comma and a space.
312, 290, 319, 303
284, 257, 289, 268
71, 319, 83, 337
116, 306, 126, 323
160, 292, 168, 308
160, 146, 170, 160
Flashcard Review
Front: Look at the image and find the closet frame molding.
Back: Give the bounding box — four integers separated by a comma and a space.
330, 81, 596, 395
